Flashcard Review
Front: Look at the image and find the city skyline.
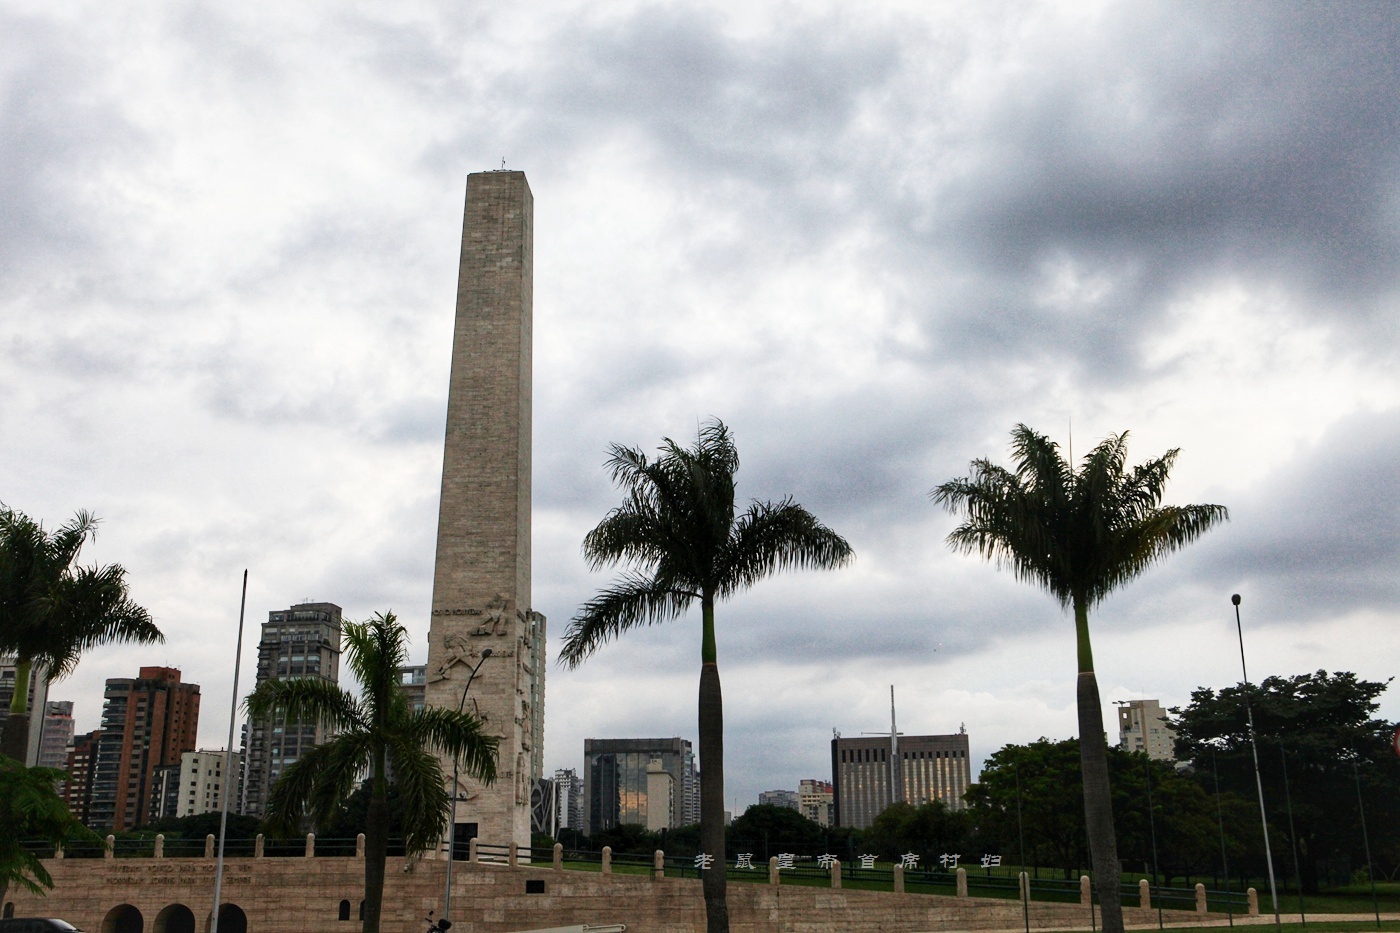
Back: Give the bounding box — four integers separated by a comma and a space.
1, 3, 1397, 811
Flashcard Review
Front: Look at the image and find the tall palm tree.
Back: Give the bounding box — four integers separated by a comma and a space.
561, 419, 852, 933
0, 507, 161, 762
932, 425, 1226, 933
246, 611, 496, 933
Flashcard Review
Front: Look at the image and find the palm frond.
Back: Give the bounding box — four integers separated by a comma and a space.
406, 707, 499, 784
560, 573, 698, 667
382, 738, 453, 855
720, 499, 853, 596
246, 677, 364, 735
935, 424, 1227, 611
264, 735, 370, 835
342, 613, 410, 719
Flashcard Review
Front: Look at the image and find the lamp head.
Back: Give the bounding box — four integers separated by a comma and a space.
1231, 594, 1241, 606
481, 648, 493, 658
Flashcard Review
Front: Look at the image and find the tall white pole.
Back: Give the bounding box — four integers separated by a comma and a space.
212, 571, 249, 933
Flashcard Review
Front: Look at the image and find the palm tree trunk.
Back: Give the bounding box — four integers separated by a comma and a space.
363, 751, 389, 933
0, 658, 34, 762
1074, 599, 1123, 933
698, 597, 728, 933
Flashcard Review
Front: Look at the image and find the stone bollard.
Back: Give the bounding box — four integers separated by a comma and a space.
1080, 875, 1091, 907
154, 834, 164, 859
204, 834, 215, 859
1247, 887, 1258, 916
553, 843, 564, 871
1140, 878, 1151, 910
956, 866, 968, 897
893, 863, 905, 894
509, 843, 519, 868
468, 837, 479, 864
601, 846, 612, 875
769, 856, 780, 886
305, 833, 315, 858
830, 858, 841, 889
653, 850, 665, 881
106, 835, 116, 859
356, 833, 365, 858
1019, 872, 1030, 904
255, 834, 265, 858
54, 843, 64, 860
1196, 882, 1207, 914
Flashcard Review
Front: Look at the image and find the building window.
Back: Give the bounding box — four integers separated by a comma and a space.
338, 901, 351, 921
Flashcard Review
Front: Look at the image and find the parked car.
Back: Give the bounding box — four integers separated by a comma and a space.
0, 921, 84, 933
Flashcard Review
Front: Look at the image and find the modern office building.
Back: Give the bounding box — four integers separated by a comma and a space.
0, 655, 49, 767
240, 601, 342, 817
38, 700, 75, 770
582, 737, 699, 834
758, 789, 800, 811
831, 731, 972, 830
63, 729, 101, 823
798, 779, 835, 827
1117, 699, 1177, 761
88, 667, 200, 830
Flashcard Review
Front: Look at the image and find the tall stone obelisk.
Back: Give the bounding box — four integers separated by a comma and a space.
425, 170, 545, 852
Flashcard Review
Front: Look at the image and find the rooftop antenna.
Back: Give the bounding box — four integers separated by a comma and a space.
861, 686, 903, 807
501, 157, 507, 170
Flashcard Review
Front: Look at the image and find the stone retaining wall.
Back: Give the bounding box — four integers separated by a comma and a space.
4, 855, 1234, 933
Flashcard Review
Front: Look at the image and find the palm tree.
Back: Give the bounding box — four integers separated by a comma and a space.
932, 425, 1226, 933
0, 507, 162, 762
246, 611, 497, 933
561, 419, 852, 933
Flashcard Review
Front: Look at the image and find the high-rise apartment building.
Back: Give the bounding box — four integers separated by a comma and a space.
758, 789, 800, 810
554, 767, 583, 832
398, 665, 427, 714
831, 732, 972, 830
1117, 699, 1177, 762
0, 655, 49, 767
240, 601, 342, 817
798, 779, 834, 827
88, 667, 200, 830
582, 737, 699, 834
151, 749, 240, 820
63, 729, 101, 823
38, 700, 75, 770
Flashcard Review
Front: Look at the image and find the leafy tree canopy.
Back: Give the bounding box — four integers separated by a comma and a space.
1171, 670, 1400, 890
0, 758, 95, 902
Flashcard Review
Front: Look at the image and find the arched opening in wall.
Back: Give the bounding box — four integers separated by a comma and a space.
215, 904, 247, 933
3, 902, 14, 918
154, 904, 196, 933
337, 901, 350, 921
103, 904, 144, 933
357, 902, 364, 921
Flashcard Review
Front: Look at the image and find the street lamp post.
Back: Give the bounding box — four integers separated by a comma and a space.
1232, 594, 1281, 930
443, 648, 492, 924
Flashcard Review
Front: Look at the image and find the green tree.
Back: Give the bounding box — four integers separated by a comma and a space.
726, 804, 827, 860
864, 800, 973, 865
0, 508, 162, 761
968, 738, 1256, 884
560, 420, 853, 933
0, 757, 95, 903
246, 612, 498, 933
934, 426, 1227, 932
1171, 670, 1400, 890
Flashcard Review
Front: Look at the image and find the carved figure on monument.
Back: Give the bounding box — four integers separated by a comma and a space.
470, 595, 512, 637
515, 752, 529, 805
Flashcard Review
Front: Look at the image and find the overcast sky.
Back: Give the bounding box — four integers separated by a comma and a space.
3, 1, 1397, 814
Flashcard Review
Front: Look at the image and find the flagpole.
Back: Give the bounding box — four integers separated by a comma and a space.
212, 570, 249, 933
